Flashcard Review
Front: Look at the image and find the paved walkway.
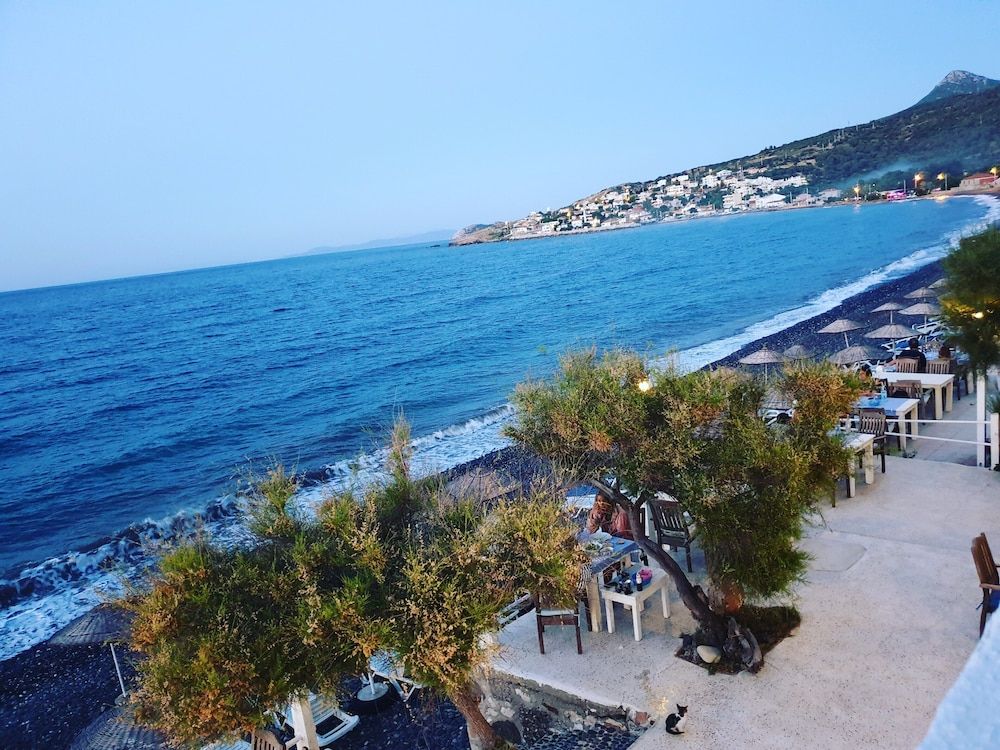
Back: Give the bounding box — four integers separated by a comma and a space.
491, 458, 1000, 749
901, 372, 997, 466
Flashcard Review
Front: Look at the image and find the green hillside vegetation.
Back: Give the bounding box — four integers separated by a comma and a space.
684, 85, 1000, 192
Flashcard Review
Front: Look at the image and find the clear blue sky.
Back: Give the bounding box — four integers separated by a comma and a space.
1, 1, 998, 291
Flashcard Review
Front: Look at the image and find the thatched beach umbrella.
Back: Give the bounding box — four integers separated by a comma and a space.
50, 605, 132, 698
738, 346, 783, 380
900, 301, 941, 326
782, 344, 812, 361
864, 323, 915, 341
818, 319, 864, 348
445, 468, 515, 502
929, 277, 948, 290
69, 705, 167, 750
904, 286, 937, 300
871, 301, 906, 324
828, 345, 884, 366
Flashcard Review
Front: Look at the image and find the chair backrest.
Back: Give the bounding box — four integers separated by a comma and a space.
893, 379, 923, 399
894, 358, 919, 373
857, 408, 887, 438
649, 496, 690, 542
972, 535, 999, 588
251, 730, 285, 750
927, 359, 950, 375
534, 590, 575, 614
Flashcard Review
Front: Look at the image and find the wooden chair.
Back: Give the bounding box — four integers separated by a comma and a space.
251, 729, 292, 750
927, 359, 950, 375
648, 495, 694, 573
972, 534, 1000, 637
892, 358, 919, 373
533, 591, 582, 654
856, 408, 887, 472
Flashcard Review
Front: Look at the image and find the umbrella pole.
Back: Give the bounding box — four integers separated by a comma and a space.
843, 332, 849, 348
110, 642, 127, 698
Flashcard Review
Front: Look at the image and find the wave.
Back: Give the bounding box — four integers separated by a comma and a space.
0, 407, 516, 662
0, 497, 246, 661
670, 195, 1000, 371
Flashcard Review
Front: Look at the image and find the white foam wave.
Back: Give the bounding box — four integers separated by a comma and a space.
670, 195, 1000, 371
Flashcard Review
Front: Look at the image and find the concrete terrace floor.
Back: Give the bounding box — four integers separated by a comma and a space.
490, 457, 1000, 750
901, 374, 996, 466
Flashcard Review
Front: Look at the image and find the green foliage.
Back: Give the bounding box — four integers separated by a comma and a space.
941, 228, 1000, 374
696, 86, 1000, 190
507, 349, 860, 602
243, 462, 299, 539
128, 419, 583, 747
128, 541, 332, 744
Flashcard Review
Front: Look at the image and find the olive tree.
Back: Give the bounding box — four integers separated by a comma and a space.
505, 349, 858, 671
128, 420, 583, 750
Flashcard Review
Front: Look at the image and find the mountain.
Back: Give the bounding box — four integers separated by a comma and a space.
300, 229, 455, 256
453, 71, 1000, 245
917, 70, 1000, 106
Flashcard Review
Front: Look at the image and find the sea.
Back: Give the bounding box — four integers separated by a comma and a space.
1, 195, 997, 659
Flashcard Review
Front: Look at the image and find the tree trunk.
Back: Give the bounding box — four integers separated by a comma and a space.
450, 682, 505, 750
592, 480, 763, 671
719, 580, 744, 614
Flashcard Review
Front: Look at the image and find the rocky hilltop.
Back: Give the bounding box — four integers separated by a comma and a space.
917, 69, 999, 106
452, 70, 1000, 246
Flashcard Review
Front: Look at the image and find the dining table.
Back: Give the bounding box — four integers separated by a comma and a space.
837, 430, 876, 497
881, 371, 955, 420
578, 532, 639, 632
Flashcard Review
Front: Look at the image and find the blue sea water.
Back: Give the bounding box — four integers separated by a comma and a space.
0, 196, 996, 657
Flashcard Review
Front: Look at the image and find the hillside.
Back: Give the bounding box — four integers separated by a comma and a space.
453, 70, 1000, 245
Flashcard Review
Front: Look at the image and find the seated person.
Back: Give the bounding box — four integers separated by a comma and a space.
586, 492, 614, 534
937, 343, 952, 360
896, 337, 927, 372
857, 364, 878, 397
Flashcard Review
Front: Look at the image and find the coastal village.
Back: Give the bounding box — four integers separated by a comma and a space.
455, 168, 1000, 244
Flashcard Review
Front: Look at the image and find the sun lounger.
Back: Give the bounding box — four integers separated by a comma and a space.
282, 694, 359, 749
368, 651, 425, 702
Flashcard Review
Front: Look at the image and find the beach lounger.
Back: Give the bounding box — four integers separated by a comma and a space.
282, 694, 359, 749
368, 650, 425, 702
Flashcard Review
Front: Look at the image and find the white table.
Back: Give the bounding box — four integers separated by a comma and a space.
840, 432, 876, 497
582, 535, 639, 632
882, 372, 955, 420
599, 567, 670, 641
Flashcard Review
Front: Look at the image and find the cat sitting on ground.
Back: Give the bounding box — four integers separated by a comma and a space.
664, 704, 688, 735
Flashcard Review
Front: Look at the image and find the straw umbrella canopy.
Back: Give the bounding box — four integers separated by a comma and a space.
900, 301, 941, 326
904, 286, 937, 300
69, 705, 167, 750
817, 319, 864, 348
445, 468, 516, 502
828, 345, 884, 366
738, 346, 783, 380
782, 344, 812, 360
49, 605, 133, 698
871, 301, 906, 324
864, 323, 915, 340
928, 277, 948, 290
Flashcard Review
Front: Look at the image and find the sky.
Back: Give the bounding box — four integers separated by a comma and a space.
1, 1, 999, 292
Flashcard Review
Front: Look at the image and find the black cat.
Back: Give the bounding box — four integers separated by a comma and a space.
664, 704, 688, 735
